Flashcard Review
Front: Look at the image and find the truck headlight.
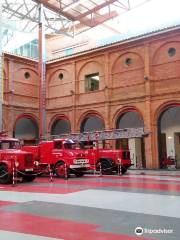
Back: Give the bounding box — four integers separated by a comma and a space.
34, 161, 39, 166
15, 161, 19, 167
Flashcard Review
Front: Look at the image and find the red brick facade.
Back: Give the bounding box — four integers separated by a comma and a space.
3, 27, 180, 168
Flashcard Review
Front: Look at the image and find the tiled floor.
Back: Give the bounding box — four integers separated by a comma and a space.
0, 170, 180, 240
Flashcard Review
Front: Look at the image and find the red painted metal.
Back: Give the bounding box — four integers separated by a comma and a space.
32, 0, 76, 21
76, 0, 118, 20
86, 146, 132, 174
22, 139, 90, 177
32, 0, 118, 28
0, 135, 36, 184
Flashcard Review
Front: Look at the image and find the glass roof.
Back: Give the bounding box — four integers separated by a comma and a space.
1, 0, 150, 51
2, 0, 180, 58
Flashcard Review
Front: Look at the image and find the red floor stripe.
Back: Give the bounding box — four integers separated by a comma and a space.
32, 176, 180, 192
1, 185, 82, 194
117, 176, 180, 183
2, 177, 180, 194
130, 173, 180, 178
0, 210, 153, 240
35, 175, 180, 184
0, 201, 16, 207
65, 179, 180, 192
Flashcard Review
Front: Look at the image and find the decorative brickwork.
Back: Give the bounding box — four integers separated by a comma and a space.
3, 28, 180, 168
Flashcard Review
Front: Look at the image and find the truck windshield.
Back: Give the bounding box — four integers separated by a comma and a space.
0, 141, 21, 150
64, 143, 78, 149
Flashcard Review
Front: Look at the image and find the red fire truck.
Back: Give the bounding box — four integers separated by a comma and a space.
83, 145, 131, 174
23, 138, 90, 178
50, 128, 148, 175
0, 133, 36, 184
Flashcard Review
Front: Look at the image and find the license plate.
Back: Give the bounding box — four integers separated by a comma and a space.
25, 168, 33, 171
75, 159, 88, 164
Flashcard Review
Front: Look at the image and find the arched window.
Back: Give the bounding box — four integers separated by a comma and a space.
80, 116, 104, 132
51, 119, 71, 135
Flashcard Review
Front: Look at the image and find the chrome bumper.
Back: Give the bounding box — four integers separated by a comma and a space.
70, 164, 90, 169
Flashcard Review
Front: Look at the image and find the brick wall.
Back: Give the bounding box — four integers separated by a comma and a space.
3, 28, 180, 168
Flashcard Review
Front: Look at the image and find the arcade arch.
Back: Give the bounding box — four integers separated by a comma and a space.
50, 118, 71, 135
13, 116, 39, 144
158, 105, 180, 168
80, 115, 105, 132
116, 110, 145, 168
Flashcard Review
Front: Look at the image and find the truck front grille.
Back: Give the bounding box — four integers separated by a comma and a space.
25, 154, 33, 167
74, 159, 89, 164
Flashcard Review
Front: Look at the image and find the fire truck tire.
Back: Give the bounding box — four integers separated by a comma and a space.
97, 159, 113, 175
22, 175, 36, 182
74, 172, 84, 177
0, 164, 12, 184
121, 167, 127, 174
55, 161, 69, 178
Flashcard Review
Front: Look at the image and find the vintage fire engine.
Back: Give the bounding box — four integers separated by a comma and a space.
84, 146, 131, 174
22, 138, 90, 178
56, 128, 148, 175
0, 133, 36, 184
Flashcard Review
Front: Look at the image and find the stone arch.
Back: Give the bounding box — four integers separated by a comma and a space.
77, 60, 103, 79
77, 60, 104, 93
78, 111, 105, 132
114, 107, 145, 168
13, 114, 39, 144
111, 51, 144, 73
152, 41, 180, 64
47, 67, 72, 98
49, 115, 71, 135
155, 101, 180, 168
154, 101, 180, 125
113, 106, 144, 128
13, 67, 39, 88
152, 41, 180, 79
14, 67, 38, 77
48, 68, 69, 86
111, 52, 144, 88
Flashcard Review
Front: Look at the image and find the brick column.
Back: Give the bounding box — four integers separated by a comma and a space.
104, 52, 111, 130
72, 61, 78, 132
143, 43, 159, 169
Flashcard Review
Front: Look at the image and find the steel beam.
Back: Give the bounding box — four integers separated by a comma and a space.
32, 0, 76, 21
74, 0, 118, 20
38, 3, 46, 139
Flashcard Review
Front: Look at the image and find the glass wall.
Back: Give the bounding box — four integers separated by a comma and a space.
13, 39, 38, 59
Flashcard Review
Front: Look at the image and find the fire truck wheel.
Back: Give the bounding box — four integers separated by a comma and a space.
121, 167, 127, 174
97, 159, 113, 175
0, 164, 11, 184
75, 172, 84, 177
55, 161, 69, 178
22, 175, 36, 182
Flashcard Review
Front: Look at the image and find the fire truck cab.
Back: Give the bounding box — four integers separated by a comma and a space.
0, 135, 35, 184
